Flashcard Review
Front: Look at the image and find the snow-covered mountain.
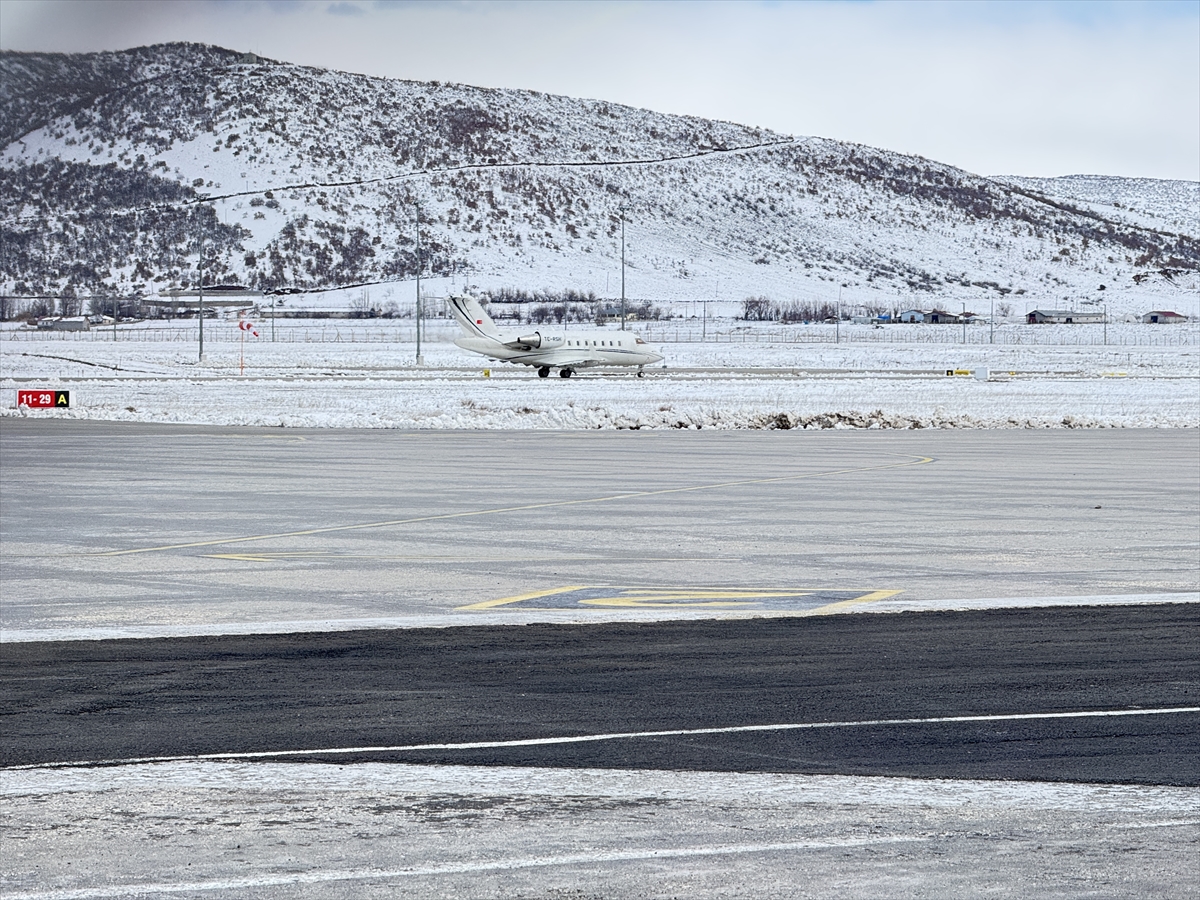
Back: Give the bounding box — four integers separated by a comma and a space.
2, 42, 1197, 317
998, 175, 1198, 239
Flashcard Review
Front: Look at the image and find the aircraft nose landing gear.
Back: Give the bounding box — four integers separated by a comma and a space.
537, 366, 550, 378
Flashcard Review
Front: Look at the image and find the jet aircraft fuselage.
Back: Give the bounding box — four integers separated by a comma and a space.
447, 295, 663, 377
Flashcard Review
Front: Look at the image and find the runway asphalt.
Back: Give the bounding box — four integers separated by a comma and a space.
5, 604, 1197, 784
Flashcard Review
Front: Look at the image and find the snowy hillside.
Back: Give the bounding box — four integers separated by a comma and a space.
2, 42, 1198, 319
999, 175, 1198, 239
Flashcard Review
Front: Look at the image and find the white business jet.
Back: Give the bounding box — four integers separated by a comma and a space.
447, 295, 663, 378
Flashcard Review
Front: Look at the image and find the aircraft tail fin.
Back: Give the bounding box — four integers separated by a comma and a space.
447, 295, 500, 338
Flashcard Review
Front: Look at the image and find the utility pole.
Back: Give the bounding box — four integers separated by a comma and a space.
116, 210, 127, 341
707, 277, 716, 342
415, 203, 423, 365
619, 208, 626, 331
197, 229, 204, 362
836, 286, 841, 344
962, 301, 967, 344
990, 299, 994, 344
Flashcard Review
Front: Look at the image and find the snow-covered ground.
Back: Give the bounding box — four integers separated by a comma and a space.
3, 319, 1197, 430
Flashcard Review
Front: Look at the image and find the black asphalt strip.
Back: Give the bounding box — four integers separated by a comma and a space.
3, 604, 1197, 784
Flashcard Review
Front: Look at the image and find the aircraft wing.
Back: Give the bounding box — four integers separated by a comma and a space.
527, 353, 601, 368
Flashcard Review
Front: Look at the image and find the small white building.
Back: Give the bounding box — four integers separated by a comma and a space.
36, 316, 90, 331
1026, 309, 1105, 324
1142, 310, 1188, 324
897, 309, 975, 324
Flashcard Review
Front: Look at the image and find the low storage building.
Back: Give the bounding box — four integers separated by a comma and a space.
1142, 310, 1188, 324
1026, 309, 1105, 324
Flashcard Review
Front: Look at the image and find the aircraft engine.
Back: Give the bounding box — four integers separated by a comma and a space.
516, 333, 543, 348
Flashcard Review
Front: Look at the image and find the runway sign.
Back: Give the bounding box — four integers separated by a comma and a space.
461, 586, 901, 612
17, 390, 69, 409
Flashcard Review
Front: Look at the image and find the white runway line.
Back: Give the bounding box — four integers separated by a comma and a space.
2, 836, 927, 900
10, 706, 1198, 771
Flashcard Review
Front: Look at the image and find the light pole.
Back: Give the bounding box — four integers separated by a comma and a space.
619, 208, 626, 331
415, 203, 423, 365
962, 302, 967, 344
197, 228, 205, 362
707, 277, 716, 342
116, 210, 129, 341
836, 286, 841, 344
990, 299, 994, 344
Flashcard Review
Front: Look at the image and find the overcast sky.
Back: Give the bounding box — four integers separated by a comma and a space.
2, 0, 1197, 180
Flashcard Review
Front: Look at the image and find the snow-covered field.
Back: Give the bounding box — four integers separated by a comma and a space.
3, 319, 1197, 430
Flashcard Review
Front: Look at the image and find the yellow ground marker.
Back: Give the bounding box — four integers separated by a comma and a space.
580, 589, 812, 608
806, 590, 904, 614
460, 586, 591, 610
458, 586, 901, 612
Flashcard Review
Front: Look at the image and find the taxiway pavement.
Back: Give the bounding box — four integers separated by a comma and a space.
2, 422, 1197, 638
2, 421, 1198, 898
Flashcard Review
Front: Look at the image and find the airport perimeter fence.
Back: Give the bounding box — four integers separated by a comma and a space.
2, 321, 1198, 347
634, 324, 1200, 347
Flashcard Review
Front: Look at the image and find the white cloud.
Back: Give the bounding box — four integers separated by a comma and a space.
1, 0, 1196, 179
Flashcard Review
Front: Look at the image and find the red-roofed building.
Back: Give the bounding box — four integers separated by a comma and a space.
1142, 310, 1188, 324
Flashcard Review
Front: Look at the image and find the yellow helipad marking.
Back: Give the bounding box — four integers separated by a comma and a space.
464, 586, 591, 610
96, 454, 934, 557
458, 586, 902, 612
808, 590, 904, 614
579, 589, 814, 609
581, 598, 760, 608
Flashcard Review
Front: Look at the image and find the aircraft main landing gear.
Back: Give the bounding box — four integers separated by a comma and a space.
559, 368, 574, 378
537, 366, 550, 378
